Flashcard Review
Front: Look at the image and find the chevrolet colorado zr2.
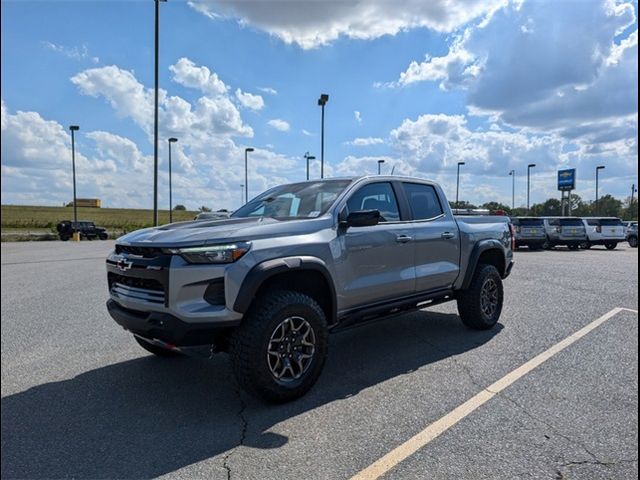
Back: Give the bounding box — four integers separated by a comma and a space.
106, 176, 514, 402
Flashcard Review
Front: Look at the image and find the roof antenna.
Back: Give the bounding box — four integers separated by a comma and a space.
390, 165, 396, 175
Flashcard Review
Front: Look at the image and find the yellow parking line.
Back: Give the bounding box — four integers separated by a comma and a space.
350, 307, 637, 480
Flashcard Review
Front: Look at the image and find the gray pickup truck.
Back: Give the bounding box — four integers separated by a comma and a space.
106, 176, 514, 401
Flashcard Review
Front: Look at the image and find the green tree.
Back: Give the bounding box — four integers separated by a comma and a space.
481, 202, 512, 214
531, 198, 562, 216
199, 206, 212, 212
173, 204, 187, 211
593, 194, 622, 217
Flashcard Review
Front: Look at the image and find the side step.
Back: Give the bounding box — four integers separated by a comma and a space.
331, 289, 455, 333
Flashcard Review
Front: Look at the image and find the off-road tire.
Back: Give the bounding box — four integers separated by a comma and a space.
457, 264, 503, 330
229, 290, 328, 403
134, 336, 183, 357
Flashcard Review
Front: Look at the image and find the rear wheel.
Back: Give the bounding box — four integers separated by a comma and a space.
629, 236, 638, 248
99, 233, 109, 240
542, 238, 552, 250
134, 336, 183, 358
230, 290, 328, 402
605, 242, 617, 250
567, 243, 579, 250
580, 241, 591, 249
60, 234, 70, 241
457, 264, 503, 330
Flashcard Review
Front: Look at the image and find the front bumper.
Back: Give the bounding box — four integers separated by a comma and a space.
107, 299, 240, 346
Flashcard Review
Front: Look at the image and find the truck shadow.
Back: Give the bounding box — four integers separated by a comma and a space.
2, 310, 502, 479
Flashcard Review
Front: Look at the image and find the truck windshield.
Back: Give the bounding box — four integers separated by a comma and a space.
599, 219, 622, 226
232, 180, 352, 220
559, 219, 583, 226
518, 218, 543, 226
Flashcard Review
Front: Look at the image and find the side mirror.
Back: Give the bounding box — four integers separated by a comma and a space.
342, 209, 381, 228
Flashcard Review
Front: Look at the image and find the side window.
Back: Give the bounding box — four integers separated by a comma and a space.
587, 219, 599, 226
402, 183, 444, 220
346, 182, 400, 222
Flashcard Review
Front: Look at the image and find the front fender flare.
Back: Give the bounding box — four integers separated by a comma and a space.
233, 256, 337, 322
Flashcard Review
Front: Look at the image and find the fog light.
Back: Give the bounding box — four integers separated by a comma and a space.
204, 279, 225, 306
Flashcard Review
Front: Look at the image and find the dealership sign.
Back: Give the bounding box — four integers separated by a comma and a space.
557, 169, 576, 191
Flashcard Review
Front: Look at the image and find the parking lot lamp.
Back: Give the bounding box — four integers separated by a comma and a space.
509, 170, 516, 210
245, 147, 254, 203
456, 162, 465, 209
304, 152, 316, 180
153, 0, 167, 226
168, 137, 178, 223
527, 164, 536, 212
595, 165, 605, 214
317, 94, 329, 178
377, 159, 385, 175
69, 125, 80, 224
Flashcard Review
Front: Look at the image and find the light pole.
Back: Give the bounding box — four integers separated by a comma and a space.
304, 152, 315, 180
153, 0, 167, 226
595, 165, 605, 214
456, 161, 465, 209
168, 137, 178, 223
244, 147, 254, 203
317, 93, 329, 178
527, 163, 536, 212
631, 184, 637, 207
69, 125, 80, 224
509, 170, 515, 210
377, 159, 385, 175
240, 184, 244, 205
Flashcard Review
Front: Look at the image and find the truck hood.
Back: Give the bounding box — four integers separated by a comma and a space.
117, 216, 330, 247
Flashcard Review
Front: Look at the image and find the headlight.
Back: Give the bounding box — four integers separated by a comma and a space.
171, 242, 251, 264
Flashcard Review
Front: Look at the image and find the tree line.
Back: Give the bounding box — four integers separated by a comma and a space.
452, 194, 638, 220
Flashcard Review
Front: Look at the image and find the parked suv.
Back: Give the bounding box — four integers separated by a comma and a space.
626, 223, 638, 248
57, 220, 108, 241
106, 176, 514, 402
511, 217, 546, 250
581, 217, 626, 250
542, 217, 587, 250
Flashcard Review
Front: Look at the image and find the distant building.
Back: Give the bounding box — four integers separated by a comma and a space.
67, 198, 101, 208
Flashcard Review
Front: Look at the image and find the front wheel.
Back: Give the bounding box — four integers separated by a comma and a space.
99, 233, 109, 240
629, 236, 638, 248
568, 243, 580, 250
605, 242, 618, 250
580, 241, 591, 249
230, 290, 328, 403
457, 264, 504, 330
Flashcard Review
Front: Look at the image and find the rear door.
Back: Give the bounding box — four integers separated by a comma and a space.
599, 218, 625, 239
400, 182, 460, 293
335, 181, 416, 310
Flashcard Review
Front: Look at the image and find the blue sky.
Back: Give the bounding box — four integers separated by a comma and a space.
1, 0, 638, 210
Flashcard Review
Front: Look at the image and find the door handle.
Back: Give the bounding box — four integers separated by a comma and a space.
396, 235, 413, 243
441, 232, 455, 239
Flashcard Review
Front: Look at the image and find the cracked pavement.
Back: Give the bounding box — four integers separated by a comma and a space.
1, 241, 638, 479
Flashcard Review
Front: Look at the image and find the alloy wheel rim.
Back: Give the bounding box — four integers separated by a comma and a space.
267, 316, 316, 382
480, 278, 499, 317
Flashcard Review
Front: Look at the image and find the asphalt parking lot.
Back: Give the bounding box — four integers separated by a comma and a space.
1, 241, 638, 479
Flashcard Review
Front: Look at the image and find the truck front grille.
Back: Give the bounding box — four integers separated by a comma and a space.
108, 273, 165, 304
115, 245, 164, 258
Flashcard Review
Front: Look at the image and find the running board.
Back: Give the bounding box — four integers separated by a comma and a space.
331, 289, 455, 333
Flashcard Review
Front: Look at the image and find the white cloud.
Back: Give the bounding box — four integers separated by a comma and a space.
354, 110, 362, 124
42, 41, 99, 64
235, 88, 265, 110
267, 118, 290, 131
302, 129, 313, 136
258, 87, 278, 95
388, 0, 638, 143
187, 0, 505, 49
345, 137, 385, 146
71, 61, 253, 139
169, 57, 228, 96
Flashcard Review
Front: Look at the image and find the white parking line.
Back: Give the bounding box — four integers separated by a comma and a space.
350, 307, 638, 480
